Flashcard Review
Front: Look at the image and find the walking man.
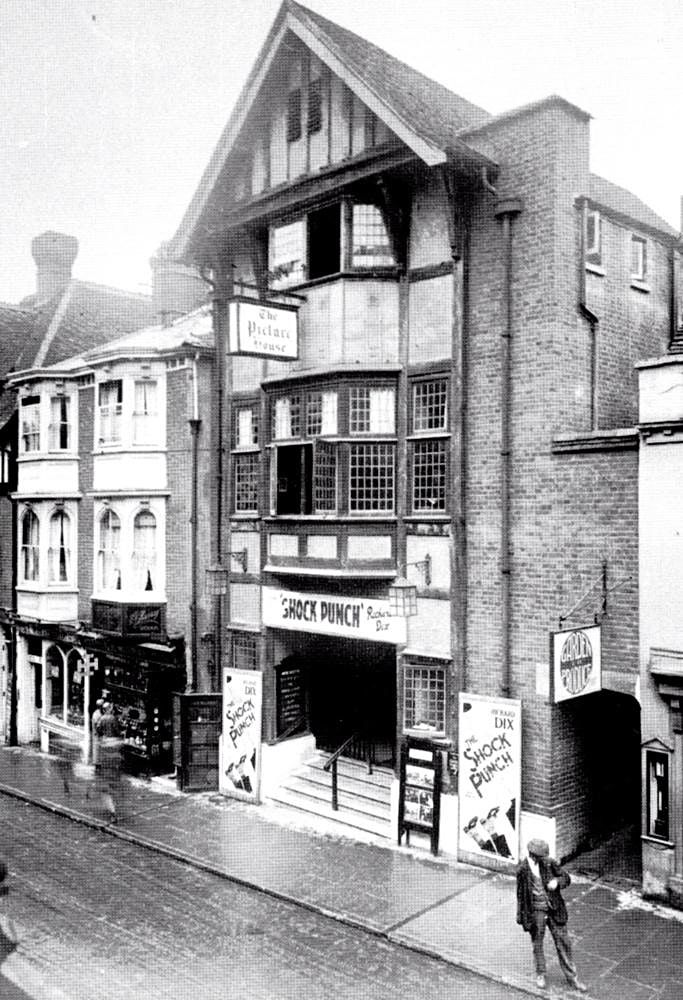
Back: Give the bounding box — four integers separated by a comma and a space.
516, 838, 587, 992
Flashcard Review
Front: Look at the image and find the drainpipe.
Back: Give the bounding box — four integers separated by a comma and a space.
578, 198, 600, 429
440, 165, 468, 697
188, 353, 202, 692
494, 198, 523, 699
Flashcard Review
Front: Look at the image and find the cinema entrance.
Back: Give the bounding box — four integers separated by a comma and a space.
272, 632, 398, 768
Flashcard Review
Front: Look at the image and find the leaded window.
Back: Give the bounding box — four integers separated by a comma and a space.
349, 442, 395, 512
403, 664, 446, 734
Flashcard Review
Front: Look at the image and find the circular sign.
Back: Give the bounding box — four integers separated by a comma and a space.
559, 630, 593, 696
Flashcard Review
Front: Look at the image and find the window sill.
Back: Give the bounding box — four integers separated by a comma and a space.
585, 262, 605, 277
641, 834, 674, 849
18, 452, 78, 461
93, 445, 166, 454
91, 592, 167, 603
630, 279, 651, 294
16, 584, 78, 594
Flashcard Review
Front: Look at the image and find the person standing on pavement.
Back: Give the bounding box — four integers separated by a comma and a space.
94, 702, 124, 823
516, 838, 587, 992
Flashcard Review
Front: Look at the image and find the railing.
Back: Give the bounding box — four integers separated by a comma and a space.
323, 732, 374, 811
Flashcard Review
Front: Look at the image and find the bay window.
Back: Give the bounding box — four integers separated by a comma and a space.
21, 509, 40, 581
48, 509, 71, 583
132, 510, 157, 591
48, 395, 71, 451
269, 383, 395, 517
98, 509, 121, 590
133, 380, 159, 445
20, 396, 40, 452
98, 380, 123, 445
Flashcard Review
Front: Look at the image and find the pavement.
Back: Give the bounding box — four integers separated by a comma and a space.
1, 746, 682, 1000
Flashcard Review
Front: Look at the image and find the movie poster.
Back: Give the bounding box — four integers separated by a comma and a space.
219, 668, 262, 803
458, 693, 521, 863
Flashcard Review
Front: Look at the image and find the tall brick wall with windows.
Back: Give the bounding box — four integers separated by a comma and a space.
77, 384, 94, 622
586, 222, 672, 429
462, 101, 653, 854
165, 359, 214, 692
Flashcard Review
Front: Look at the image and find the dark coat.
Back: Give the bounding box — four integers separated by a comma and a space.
516, 856, 570, 931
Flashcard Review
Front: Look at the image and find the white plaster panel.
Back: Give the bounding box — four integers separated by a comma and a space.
93, 452, 167, 492
306, 535, 337, 559
407, 535, 450, 589
406, 598, 451, 658
408, 276, 452, 363
17, 590, 78, 622
640, 362, 683, 424
347, 535, 391, 561
230, 583, 261, 625
269, 534, 299, 558
230, 530, 260, 574
18, 459, 79, 495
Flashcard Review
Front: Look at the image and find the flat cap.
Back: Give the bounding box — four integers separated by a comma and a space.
527, 838, 550, 858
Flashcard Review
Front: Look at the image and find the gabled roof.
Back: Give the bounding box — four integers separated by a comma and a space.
171, 0, 492, 259
588, 174, 680, 242
7, 305, 213, 387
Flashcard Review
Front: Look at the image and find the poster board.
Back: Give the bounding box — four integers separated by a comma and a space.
458, 693, 521, 863
219, 668, 262, 803
398, 737, 442, 856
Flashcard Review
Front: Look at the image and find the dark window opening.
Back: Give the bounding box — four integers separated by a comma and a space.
307, 77, 322, 135
308, 205, 341, 281
287, 88, 302, 143
276, 444, 312, 515
646, 750, 669, 840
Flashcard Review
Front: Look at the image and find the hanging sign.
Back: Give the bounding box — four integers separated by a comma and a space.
228, 297, 298, 360
551, 625, 602, 703
219, 668, 262, 803
458, 693, 521, 863
262, 586, 407, 644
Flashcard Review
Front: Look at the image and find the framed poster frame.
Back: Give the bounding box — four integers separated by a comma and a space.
398, 736, 442, 856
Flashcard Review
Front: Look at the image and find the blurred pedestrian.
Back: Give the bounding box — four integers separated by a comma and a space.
516, 838, 587, 992
95, 702, 124, 823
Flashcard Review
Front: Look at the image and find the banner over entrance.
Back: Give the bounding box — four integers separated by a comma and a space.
262, 585, 407, 644
458, 692, 521, 863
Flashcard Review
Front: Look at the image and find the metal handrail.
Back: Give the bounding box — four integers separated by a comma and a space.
323, 732, 373, 811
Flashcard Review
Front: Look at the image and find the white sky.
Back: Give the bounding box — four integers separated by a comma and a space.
0, 0, 680, 302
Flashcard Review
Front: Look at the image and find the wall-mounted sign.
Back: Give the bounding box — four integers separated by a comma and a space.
458, 692, 521, 863
228, 297, 298, 360
219, 668, 262, 803
262, 586, 407, 644
551, 625, 602, 703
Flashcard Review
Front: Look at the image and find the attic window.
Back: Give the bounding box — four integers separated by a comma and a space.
287, 88, 302, 143
307, 77, 322, 135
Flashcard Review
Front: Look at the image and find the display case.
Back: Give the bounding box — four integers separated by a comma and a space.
101, 648, 186, 776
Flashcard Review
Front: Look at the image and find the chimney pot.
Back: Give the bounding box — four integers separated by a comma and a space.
31, 231, 79, 304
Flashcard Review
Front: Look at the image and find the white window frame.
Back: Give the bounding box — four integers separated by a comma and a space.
48, 395, 72, 452
20, 507, 40, 582
48, 508, 72, 584
132, 379, 159, 446
95, 371, 166, 451
631, 234, 647, 283
97, 380, 123, 446
20, 397, 41, 453
585, 209, 601, 258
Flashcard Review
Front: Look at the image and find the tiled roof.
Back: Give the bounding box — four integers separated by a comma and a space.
84, 304, 213, 363
588, 174, 679, 240
0, 302, 36, 376
287, 1, 491, 147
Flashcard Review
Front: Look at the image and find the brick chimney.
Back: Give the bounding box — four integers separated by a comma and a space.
150, 242, 207, 326
31, 231, 79, 304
